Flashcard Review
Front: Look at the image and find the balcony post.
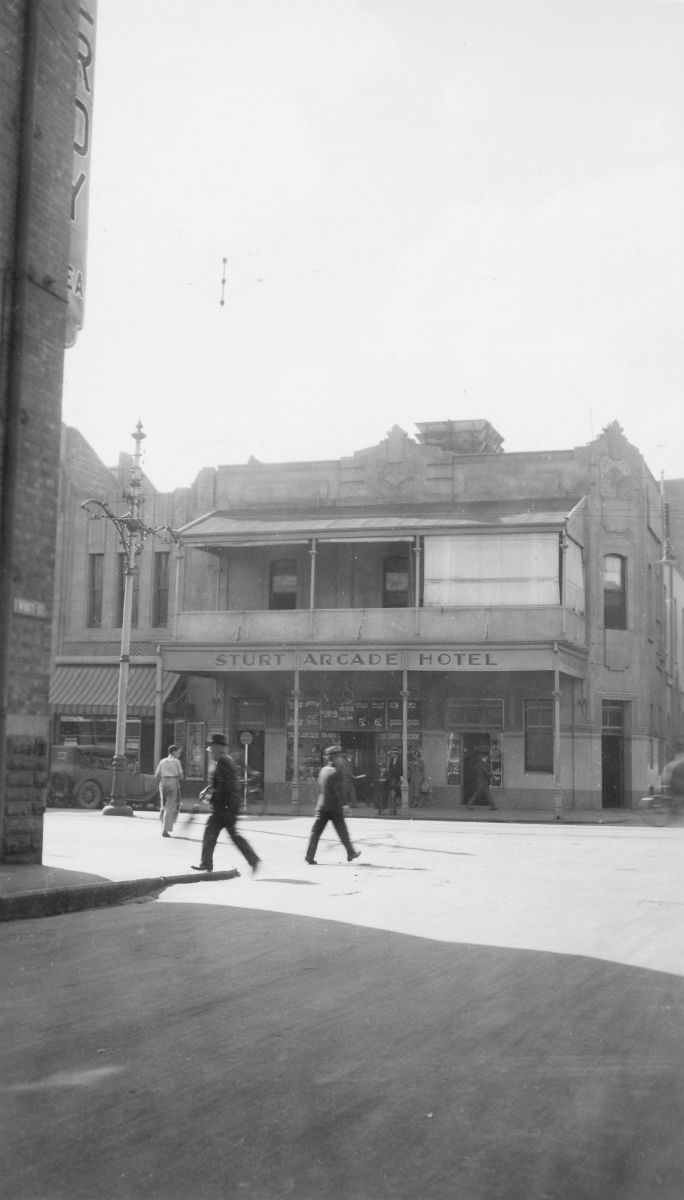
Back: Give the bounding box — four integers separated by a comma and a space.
414, 536, 421, 635
400, 670, 410, 810
291, 667, 300, 812
308, 538, 317, 637
560, 532, 568, 636
553, 641, 563, 816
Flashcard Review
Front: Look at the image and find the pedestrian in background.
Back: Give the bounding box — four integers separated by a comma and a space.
333, 749, 358, 807
465, 753, 497, 810
386, 746, 403, 815
192, 734, 261, 874
155, 743, 183, 837
408, 749, 425, 808
305, 745, 361, 865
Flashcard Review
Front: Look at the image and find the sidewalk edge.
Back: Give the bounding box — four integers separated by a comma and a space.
0, 869, 240, 923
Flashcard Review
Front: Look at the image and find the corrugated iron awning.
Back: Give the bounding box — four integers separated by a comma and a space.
49, 665, 180, 716
178, 501, 584, 548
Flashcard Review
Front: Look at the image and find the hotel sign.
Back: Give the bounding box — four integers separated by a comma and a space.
297, 649, 402, 670
163, 644, 583, 674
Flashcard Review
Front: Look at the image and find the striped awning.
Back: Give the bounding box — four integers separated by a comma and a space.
49, 665, 180, 716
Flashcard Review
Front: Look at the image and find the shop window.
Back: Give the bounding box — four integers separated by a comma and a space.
525, 699, 553, 773
445, 699, 504, 729
270, 558, 297, 610
383, 555, 410, 608
152, 551, 170, 627
86, 553, 104, 628
115, 553, 139, 627
603, 554, 626, 629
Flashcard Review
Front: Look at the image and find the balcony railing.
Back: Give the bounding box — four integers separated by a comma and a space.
174, 606, 586, 647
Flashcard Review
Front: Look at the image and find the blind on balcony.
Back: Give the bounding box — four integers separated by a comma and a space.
565, 538, 585, 614
423, 533, 560, 607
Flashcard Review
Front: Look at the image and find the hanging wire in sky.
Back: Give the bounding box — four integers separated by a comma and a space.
219, 257, 227, 306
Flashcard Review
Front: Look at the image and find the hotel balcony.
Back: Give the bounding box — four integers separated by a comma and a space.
173, 605, 586, 648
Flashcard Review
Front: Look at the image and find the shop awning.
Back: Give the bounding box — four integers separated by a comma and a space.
49, 665, 180, 716
179, 500, 585, 549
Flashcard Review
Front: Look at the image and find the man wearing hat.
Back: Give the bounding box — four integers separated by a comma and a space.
304, 745, 361, 865
385, 746, 403, 816
191, 734, 261, 874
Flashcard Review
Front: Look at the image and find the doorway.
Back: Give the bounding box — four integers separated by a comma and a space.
340, 732, 376, 805
601, 735, 624, 807
601, 701, 626, 808
462, 733, 491, 804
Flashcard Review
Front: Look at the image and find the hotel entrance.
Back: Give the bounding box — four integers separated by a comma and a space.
339, 732, 377, 806
446, 725, 503, 805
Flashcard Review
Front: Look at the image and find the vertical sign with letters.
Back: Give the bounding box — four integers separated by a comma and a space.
66, 1, 97, 345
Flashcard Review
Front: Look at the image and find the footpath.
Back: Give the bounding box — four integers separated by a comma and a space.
0, 799, 674, 923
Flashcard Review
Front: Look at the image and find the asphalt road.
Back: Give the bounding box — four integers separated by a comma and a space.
2, 816, 684, 1200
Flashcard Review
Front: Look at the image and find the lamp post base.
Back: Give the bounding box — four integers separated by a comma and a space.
103, 756, 135, 816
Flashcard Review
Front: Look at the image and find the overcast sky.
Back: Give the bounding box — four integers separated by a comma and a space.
62, 0, 684, 493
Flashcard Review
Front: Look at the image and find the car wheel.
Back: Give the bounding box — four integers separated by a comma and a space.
75, 778, 103, 809
48, 773, 71, 807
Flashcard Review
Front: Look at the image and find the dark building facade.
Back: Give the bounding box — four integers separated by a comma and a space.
1, 1, 86, 861
52, 419, 684, 815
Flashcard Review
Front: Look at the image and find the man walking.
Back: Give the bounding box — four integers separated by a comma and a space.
305, 745, 361, 865
191, 734, 261, 874
155, 743, 183, 837
386, 746, 403, 816
464, 753, 497, 810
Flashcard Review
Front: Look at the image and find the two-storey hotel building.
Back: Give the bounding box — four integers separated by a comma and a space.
51, 418, 684, 813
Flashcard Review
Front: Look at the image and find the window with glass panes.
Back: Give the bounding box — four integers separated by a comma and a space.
152, 552, 170, 626
525, 699, 553, 773
269, 559, 297, 609
603, 554, 626, 629
87, 553, 104, 628
383, 555, 410, 607
115, 554, 139, 627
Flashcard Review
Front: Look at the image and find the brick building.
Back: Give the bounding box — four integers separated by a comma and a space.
51, 419, 684, 814
1, 1, 87, 862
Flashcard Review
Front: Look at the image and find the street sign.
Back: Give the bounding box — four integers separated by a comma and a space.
240, 731, 253, 746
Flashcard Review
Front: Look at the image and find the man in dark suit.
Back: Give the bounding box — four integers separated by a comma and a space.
464, 753, 497, 810
192, 734, 261, 874
385, 746, 403, 815
305, 745, 362, 865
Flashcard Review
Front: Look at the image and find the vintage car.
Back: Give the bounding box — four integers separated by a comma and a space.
47, 744, 160, 810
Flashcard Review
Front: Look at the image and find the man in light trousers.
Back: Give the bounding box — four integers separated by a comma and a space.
155, 743, 183, 837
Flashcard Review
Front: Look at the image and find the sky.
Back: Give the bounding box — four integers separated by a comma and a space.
62, 0, 684, 493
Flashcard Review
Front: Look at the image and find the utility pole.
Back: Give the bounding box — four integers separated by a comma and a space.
81, 422, 178, 815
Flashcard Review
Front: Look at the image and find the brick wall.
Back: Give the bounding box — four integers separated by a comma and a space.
1, 1, 80, 862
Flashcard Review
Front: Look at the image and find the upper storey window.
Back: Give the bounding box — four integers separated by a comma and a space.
115, 554, 139, 628
270, 559, 297, 610
152, 552, 170, 627
383, 556, 410, 608
603, 554, 627, 629
86, 553, 103, 628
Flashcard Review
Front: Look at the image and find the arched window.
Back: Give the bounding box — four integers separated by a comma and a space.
269, 558, 297, 610
603, 554, 626, 629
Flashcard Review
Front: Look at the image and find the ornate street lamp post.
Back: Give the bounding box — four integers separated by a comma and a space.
81, 422, 178, 816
